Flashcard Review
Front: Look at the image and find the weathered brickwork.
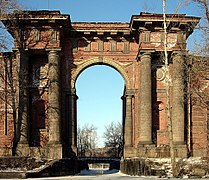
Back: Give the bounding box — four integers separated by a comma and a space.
189, 57, 209, 157
0, 11, 207, 159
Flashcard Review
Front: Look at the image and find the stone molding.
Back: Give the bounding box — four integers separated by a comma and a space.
71, 57, 131, 89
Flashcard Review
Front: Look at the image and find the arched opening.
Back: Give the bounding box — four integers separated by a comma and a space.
75, 64, 125, 158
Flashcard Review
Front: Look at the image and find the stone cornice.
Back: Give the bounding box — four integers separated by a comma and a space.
130, 12, 200, 38
1, 10, 71, 29
70, 22, 132, 39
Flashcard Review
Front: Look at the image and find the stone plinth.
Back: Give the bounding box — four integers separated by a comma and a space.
48, 144, 63, 159
123, 145, 187, 158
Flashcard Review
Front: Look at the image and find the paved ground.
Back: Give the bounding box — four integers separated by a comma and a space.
26, 171, 159, 180
9, 169, 158, 180
9, 169, 204, 180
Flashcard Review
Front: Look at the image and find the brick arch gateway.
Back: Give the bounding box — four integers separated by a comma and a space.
71, 57, 131, 89
72, 57, 130, 157
1, 11, 208, 160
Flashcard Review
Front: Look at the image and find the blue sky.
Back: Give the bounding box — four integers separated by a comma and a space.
19, 0, 202, 22
18, 0, 202, 147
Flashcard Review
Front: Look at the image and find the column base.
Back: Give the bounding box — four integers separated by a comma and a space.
0, 147, 12, 156
173, 144, 187, 158
16, 143, 30, 156
48, 143, 63, 159
71, 145, 77, 156
174, 141, 185, 145
63, 145, 77, 158
138, 141, 153, 145
123, 146, 136, 158
157, 130, 169, 146
123, 144, 187, 158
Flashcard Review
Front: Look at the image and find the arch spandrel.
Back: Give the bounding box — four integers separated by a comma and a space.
71, 57, 131, 89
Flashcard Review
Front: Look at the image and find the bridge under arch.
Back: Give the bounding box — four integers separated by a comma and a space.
0, 11, 202, 159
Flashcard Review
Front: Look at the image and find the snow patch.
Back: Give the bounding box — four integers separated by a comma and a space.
78, 168, 119, 175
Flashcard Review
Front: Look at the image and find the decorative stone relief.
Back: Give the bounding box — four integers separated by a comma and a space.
156, 67, 165, 81
84, 41, 91, 51
123, 41, 130, 53
97, 40, 104, 51
110, 40, 117, 52
32, 29, 40, 42
50, 29, 57, 43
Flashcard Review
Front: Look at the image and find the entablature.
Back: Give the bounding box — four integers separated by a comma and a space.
69, 22, 135, 42
1, 11, 71, 50
130, 12, 200, 52
2, 10, 71, 28
130, 12, 200, 36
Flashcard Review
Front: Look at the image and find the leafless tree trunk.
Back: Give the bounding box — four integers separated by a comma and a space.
103, 121, 123, 158
0, 0, 22, 51
77, 123, 98, 157
162, 0, 176, 176
0, 0, 23, 155
187, 0, 209, 55
182, 0, 209, 113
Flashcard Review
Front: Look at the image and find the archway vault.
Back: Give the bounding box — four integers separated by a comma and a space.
71, 57, 131, 89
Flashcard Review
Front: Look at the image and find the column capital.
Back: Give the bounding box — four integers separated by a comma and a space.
125, 89, 135, 97
70, 88, 78, 99
137, 50, 155, 60
47, 49, 61, 58
46, 48, 62, 52
71, 88, 76, 95
171, 50, 187, 58
13, 48, 29, 57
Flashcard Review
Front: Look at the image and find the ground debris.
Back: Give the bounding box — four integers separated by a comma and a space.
175, 157, 209, 178
0, 156, 48, 172
121, 157, 209, 178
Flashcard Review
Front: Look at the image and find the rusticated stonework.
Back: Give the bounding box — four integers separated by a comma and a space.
0, 11, 207, 159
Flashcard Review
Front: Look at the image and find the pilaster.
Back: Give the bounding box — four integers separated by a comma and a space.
69, 88, 78, 156
124, 89, 134, 147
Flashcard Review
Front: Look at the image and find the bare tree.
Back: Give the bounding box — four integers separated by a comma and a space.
0, 53, 15, 132
162, 0, 176, 176
77, 123, 98, 157
190, 0, 209, 55
0, 0, 22, 51
184, 0, 209, 107
0, 0, 27, 155
103, 121, 123, 158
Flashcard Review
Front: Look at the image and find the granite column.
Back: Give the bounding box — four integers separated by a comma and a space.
139, 52, 152, 144
16, 49, 30, 155
172, 51, 185, 145
47, 50, 62, 159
